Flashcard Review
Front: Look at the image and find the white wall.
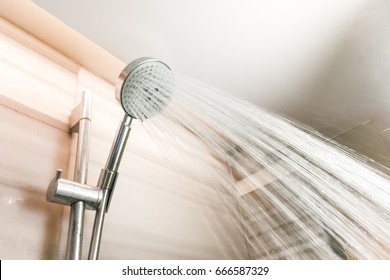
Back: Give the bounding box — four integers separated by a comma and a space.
0, 18, 247, 259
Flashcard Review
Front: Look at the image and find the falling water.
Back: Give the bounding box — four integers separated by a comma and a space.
126, 70, 390, 259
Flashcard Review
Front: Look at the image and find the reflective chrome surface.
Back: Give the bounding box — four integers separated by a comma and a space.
46, 91, 92, 260
46, 170, 102, 209
66, 91, 92, 260
88, 114, 133, 260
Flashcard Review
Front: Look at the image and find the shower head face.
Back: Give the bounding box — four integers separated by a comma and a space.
116, 57, 174, 120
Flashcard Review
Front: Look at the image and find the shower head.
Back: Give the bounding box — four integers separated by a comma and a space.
115, 57, 174, 119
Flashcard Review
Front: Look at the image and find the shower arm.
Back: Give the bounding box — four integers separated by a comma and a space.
88, 114, 133, 260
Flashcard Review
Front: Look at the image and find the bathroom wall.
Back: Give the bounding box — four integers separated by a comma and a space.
0, 18, 76, 258
0, 18, 247, 259
0, 99, 70, 259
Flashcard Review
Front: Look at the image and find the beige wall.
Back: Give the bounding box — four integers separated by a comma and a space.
0, 101, 70, 259
0, 18, 247, 259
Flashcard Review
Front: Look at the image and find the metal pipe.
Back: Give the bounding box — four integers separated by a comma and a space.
66, 201, 85, 259
88, 188, 110, 260
66, 92, 92, 260
105, 115, 133, 172
74, 118, 91, 183
88, 114, 133, 260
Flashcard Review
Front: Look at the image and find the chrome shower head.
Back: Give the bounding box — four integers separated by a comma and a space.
115, 57, 174, 119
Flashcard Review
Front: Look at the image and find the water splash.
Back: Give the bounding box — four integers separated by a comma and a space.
125, 70, 390, 259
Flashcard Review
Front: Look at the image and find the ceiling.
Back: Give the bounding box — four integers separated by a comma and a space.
11, 1, 390, 161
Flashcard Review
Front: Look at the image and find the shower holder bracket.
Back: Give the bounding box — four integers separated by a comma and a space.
47, 91, 95, 209
47, 169, 102, 210
69, 91, 92, 132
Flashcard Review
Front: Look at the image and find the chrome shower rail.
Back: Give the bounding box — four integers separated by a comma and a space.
47, 91, 93, 259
